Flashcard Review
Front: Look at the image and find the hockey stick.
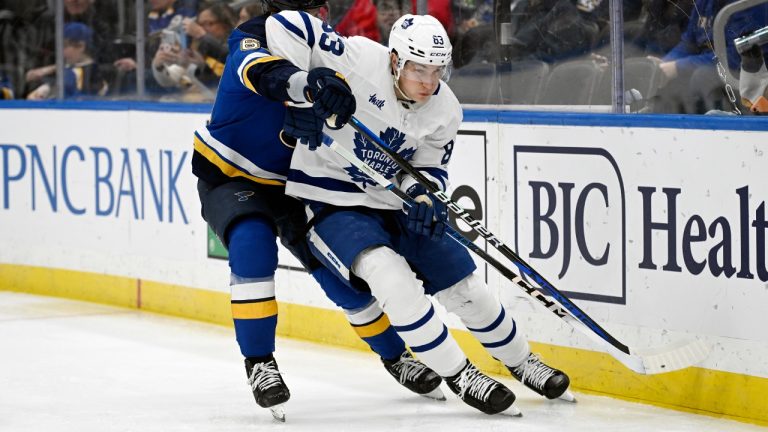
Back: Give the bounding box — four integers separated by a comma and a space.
338, 118, 709, 375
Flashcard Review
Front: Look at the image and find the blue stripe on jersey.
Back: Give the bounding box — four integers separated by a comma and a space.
288, 169, 365, 193
392, 306, 435, 332
482, 321, 517, 349
273, 14, 306, 42
409, 325, 450, 353
417, 167, 448, 190
298, 11, 315, 48
466, 308, 505, 333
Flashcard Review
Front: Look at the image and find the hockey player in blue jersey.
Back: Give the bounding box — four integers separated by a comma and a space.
266, 13, 574, 416
191, 0, 443, 421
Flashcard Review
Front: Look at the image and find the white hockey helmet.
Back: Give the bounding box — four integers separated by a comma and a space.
389, 14, 452, 80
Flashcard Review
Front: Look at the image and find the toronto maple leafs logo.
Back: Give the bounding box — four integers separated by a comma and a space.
344, 127, 415, 188
401, 18, 414, 29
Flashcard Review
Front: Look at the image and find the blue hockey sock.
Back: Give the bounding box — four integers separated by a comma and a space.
227, 218, 279, 358
312, 267, 406, 360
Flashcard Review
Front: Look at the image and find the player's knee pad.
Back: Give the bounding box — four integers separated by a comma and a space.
227, 217, 278, 278
351, 246, 428, 323
434, 272, 499, 327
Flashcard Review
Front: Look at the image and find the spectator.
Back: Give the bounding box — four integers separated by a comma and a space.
151, 3, 235, 101
453, 0, 493, 34
450, 0, 498, 67
739, 44, 768, 113
649, 0, 768, 113
630, 0, 694, 56
25, 22, 107, 100
505, 0, 604, 62
0, 0, 116, 96
62, 0, 117, 63
0, 73, 14, 99
148, 0, 196, 35
374, 0, 402, 43
412, 0, 454, 37
333, 0, 381, 40
183, 2, 236, 80
110, 0, 198, 96
232, 0, 267, 24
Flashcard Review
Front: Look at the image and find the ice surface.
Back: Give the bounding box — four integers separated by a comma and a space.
0, 292, 762, 432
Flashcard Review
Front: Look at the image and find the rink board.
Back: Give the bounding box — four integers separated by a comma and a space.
0, 102, 766, 425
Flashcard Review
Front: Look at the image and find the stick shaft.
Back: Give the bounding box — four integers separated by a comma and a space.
348, 116, 629, 354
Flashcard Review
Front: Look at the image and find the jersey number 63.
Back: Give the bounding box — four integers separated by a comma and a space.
319, 23, 345, 56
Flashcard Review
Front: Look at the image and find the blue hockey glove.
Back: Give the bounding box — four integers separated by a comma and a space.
404, 184, 448, 240
304, 67, 356, 129
283, 106, 324, 151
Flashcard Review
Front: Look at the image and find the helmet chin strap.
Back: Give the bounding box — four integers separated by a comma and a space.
392, 58, 416, 103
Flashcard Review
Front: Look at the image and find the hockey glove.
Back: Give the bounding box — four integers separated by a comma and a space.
404, 184, 448, 240
283, 106, 325, 151
305, 67, 356, 129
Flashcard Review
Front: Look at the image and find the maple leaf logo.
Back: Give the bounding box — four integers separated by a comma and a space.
343, 127, 414, 188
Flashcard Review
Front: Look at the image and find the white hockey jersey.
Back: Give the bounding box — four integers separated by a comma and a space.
265, 11, 462, 210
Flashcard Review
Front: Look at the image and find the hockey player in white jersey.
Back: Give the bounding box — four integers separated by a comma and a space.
266, 13, 573, 415
192, 0, 446, 421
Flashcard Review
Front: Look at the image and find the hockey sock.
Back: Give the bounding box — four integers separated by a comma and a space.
227, 218, 279, 358
345, 298, 406, 361
311, 267, 407, 360
435, 273, 529, 367
353, 246, 466, 377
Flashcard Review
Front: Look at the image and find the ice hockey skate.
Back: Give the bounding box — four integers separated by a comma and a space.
245, 357, 291, 422
382, 351, 445, 400
446, 361, 521, 416
508, 352, 575, 402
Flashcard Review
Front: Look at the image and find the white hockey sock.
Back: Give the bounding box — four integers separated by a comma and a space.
435, 273, 530, 367
352, 246, 466, 377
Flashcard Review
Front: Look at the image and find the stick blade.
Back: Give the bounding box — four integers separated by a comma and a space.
636, 338, 710, 375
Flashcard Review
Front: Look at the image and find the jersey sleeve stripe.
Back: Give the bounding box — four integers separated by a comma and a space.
239, 55, 284, 93
298, 11, 315, 48
236, 51, 267, 78
272, 13, 306, 43
236, 51, 270, 89
194, 131, 286, 185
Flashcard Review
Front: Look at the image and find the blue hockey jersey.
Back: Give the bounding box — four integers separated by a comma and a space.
191, 15, 304, 187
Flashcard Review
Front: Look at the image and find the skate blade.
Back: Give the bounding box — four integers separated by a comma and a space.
557, 389, 577, 403
269, 404, 286, 422
420, 387, 446, 401
500, 404, 523, 417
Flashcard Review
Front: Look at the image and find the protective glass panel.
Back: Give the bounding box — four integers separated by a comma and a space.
3, 0, 765, 112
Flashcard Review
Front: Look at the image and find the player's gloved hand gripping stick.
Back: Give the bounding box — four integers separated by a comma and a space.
323, 118, 710, 376
404, 183, 448, 240
284, 68, 357, 150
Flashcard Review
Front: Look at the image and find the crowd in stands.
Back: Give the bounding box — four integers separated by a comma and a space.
0, 0, 765, 113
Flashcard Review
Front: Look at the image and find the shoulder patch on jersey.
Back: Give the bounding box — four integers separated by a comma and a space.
240, 38, 261, 51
